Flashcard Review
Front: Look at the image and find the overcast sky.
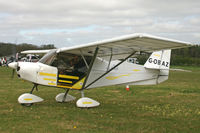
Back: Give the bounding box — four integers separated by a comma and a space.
0, 0, 199, 48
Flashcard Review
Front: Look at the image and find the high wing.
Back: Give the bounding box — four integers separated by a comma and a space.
21, 33, 192, 60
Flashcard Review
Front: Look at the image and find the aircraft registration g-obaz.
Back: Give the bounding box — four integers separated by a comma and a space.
8, 33, 192, 108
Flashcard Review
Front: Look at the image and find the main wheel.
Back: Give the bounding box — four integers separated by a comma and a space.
21, 103, 33, 107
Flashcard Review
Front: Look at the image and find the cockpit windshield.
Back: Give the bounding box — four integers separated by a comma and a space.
39, 49, 57, 65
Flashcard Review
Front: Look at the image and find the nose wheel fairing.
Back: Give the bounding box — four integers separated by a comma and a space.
18, 93, 44, 105
76, 97, 100, 108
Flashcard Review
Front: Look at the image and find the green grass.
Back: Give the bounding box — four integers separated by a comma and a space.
0, 66, 200, 133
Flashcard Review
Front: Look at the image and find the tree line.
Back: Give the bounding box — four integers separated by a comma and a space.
0, 42, 56, 57
171, 45, 200, 66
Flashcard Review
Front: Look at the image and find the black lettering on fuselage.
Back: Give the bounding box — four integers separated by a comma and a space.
166, 62, 169, 67
148, 58, 152, 63
148, 58, 169, 67
153, 59, 157, 64
158, 60, 161, 65
162, 61, 165, 66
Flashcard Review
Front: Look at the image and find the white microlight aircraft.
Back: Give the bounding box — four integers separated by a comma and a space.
8, 33, 192, 108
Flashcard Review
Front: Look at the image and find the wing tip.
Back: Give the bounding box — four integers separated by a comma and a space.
21, 49, 54, 54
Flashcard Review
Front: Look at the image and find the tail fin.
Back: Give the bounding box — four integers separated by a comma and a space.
144, 49, 171, 84
144, 50, 171, 70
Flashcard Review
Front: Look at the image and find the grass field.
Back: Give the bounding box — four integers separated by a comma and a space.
0, 66, 200, 133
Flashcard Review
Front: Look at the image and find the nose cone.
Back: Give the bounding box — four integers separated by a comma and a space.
8, 62, 18, 69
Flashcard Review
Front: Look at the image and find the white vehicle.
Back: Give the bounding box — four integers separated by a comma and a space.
8, 33, 192, 107
20, 54, 40, 62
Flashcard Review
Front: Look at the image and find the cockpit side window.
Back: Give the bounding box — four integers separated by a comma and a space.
50, 52, 92, 77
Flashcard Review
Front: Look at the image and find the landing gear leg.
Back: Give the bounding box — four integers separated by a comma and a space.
30, 84, 38, 94
62, 88, 70, 102
81, 90, 85, 98
55, 88, 76, 102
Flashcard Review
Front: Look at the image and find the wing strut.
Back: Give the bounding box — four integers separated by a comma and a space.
84, 51, 137, 89
80, 49, 89, 69
107, 48, 112, 71
81, 47, 99, 90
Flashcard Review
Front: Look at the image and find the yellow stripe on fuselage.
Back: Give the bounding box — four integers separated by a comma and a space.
48, 83, 56, 86
59, 75, 79, 80
106, 74, 131, 80
57, 85, 80, 89
58, 80, 72, 84
39, 72, 56, 77
133, 69, 140, 72
44, 78, 56, 81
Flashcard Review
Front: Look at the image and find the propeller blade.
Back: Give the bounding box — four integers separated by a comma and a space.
10, 42, 18, 79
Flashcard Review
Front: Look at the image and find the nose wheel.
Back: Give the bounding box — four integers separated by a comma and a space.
21, 103, 33, 107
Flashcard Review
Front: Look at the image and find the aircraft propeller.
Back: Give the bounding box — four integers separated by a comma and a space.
9, 40, 19, 78
9, 54, 19, 79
